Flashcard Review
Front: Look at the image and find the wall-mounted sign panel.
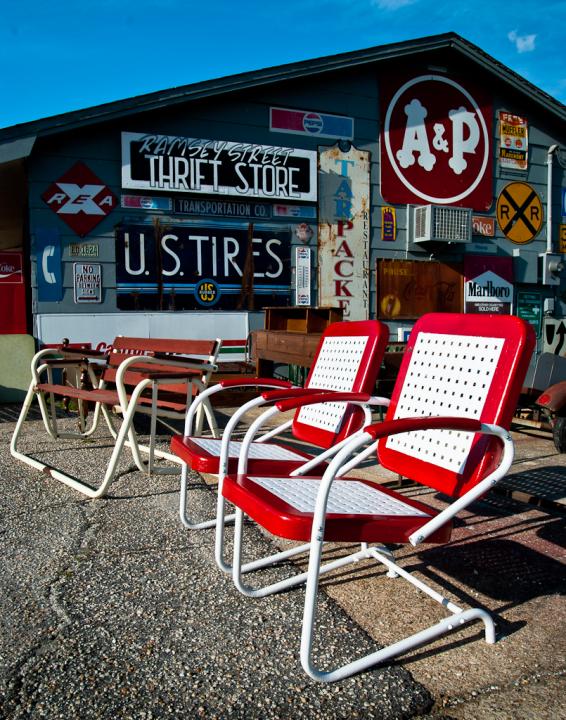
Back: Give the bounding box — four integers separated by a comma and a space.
318, 144, 370, 320
42, 162, 117, 237
496, 182, 543, 244
498, 112, 528, 171
464, 256, 513, 314
115, 223, 291, 311
295, 246, 311, 306
380, 74, 492, 210
70, 243, 99, 258
121, 132, 317, 202
270, 107, 354, 140
173, 197, 272, 220
73, 263, 102, 304
121, 195, 172, 211
377, 259, 462, 319
0, 252, 26, 333
472, 215, 495, 237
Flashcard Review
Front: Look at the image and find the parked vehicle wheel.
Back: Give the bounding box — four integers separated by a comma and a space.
553, 416, 566, 453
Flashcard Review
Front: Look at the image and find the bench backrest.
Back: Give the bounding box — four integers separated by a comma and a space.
291, 320, 389, 449
102, 337, 222, 392
377, 313, 535, 499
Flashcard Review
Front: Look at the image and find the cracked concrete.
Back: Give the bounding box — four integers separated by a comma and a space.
1, 409, 565, 718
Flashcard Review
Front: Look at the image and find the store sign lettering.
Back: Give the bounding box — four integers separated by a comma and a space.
115, 224, 291, 311
122, 132, 317, 202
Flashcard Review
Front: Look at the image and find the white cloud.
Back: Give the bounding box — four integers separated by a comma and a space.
372, 0, 417, 9
508, 30, 537, 53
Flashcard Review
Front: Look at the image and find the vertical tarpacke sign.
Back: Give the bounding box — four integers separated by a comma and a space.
318, 145, 370, 320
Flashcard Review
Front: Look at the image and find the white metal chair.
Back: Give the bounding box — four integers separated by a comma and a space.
218, 312, 535, 681
11, 337, 221, 498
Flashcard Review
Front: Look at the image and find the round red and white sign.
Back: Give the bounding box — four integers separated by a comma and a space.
381, 75, 492, 209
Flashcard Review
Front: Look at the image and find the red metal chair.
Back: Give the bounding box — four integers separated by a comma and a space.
219, 313, 535, 681
170, 320, 390, 569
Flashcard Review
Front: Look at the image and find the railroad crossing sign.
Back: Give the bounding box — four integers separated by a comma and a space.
496, 181, 543, 244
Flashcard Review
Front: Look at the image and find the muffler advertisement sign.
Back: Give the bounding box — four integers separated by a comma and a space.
115, 223, 291, 310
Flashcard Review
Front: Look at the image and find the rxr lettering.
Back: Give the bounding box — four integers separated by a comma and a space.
396, 98, 480, 175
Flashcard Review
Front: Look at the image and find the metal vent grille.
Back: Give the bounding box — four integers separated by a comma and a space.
413, 205, 471, 243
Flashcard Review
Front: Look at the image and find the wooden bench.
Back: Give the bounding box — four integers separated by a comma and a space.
10, 336, 222, 498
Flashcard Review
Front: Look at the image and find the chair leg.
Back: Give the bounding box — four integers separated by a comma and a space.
11, 379, 155, 498
229, 507, 370, 595
300, 543, 497, 683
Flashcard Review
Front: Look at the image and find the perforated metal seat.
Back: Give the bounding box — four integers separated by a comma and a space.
219, 313, 535, 682
171, 319, 390, 532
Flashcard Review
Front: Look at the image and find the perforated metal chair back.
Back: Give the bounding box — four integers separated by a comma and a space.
378, 313, 534, 498
291, 320, 389, 449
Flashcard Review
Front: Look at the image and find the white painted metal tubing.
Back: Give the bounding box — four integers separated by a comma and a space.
409, 424, 513, 546
301, 607, 496, 683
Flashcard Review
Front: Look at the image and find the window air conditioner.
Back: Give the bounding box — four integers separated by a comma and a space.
413, 205, 472, 243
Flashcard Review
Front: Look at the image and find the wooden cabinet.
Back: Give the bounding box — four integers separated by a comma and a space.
263, 307, 343, 334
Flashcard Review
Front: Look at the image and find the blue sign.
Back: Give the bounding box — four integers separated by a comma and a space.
35, 228, 63, 302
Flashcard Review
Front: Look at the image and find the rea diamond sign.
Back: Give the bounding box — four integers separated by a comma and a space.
42, 162, 117, 237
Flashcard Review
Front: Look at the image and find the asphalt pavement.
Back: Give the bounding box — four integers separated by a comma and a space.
0, 404, 565, 719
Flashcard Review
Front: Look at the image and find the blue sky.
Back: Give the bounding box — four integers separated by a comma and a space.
1, 0, 564, 130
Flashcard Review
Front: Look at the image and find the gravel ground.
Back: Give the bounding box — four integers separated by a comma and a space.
0, 414, 433, 719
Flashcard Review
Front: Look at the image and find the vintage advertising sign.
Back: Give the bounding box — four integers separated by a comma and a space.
115, 223, 291, 311
173, 197, 272, 220
496, 182, 543, 244
121, 132, 317, 202
377, 259, 462, 319
0, 252, 26, 333
472, 215, 496, 237
270, 107, 354, 140
0, 252, 23, 284
318, 145, 370, 320
73, 263, 102, 303
121, 195, 172, 210
295, 246, 311, 306
42, 162, 117, 237
559, 224, 566, 253
381, 74, 492, 210
464, 256, 513, 314
498, 112, 528, 170
381, 206, 396, 241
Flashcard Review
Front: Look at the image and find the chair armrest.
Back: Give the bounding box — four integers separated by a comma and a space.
273, 391, 372, 413
217, 377, 294, 390
364, 416, 483, 439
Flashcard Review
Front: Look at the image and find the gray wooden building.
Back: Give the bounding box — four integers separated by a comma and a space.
0, 32, 565, 360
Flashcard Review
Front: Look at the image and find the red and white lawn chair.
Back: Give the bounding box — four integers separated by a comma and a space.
219, 313, 535, 681
171, 320, 390, 571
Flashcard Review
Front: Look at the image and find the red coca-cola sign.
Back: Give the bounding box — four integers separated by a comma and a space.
380, 75, 492, 210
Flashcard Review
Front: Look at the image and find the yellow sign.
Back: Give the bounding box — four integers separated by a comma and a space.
496, 182, 543, 244
560, 224, 566, 254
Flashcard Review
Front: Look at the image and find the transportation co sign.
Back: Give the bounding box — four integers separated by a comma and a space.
496, 182, 543, 244
121, 132, 317, 202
